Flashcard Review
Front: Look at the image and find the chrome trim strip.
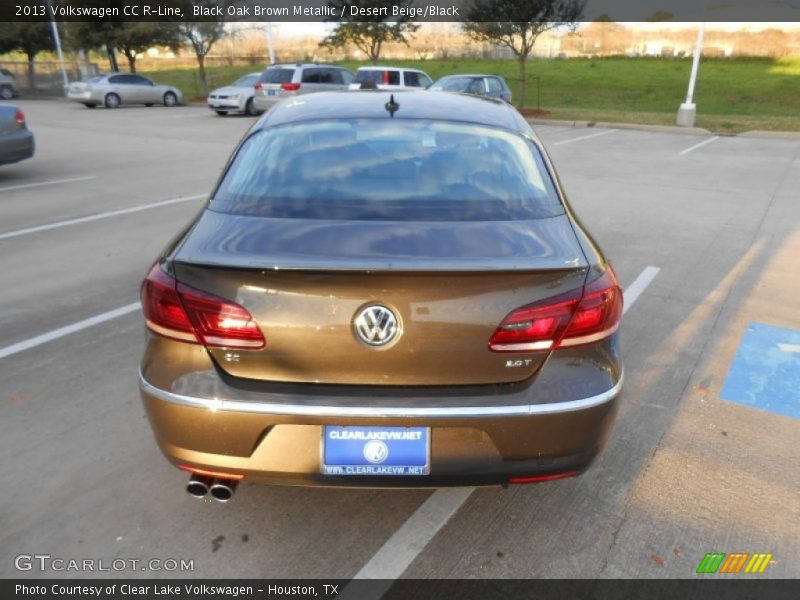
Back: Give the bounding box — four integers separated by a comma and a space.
138, 371, 623, 418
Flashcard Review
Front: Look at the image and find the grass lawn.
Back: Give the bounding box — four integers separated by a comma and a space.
141, 57, 800, 134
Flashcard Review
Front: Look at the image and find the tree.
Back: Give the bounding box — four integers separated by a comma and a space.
463, 0, 585, 109
319, 1, 419, 63
179, 21, 226, 94
116, 24, 180, 73
69, 22, 124, 72
1, 23, 54, 92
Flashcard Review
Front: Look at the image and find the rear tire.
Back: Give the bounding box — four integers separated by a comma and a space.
215, 110, 228, 116
104, 93, 121, 109
0, 85, 13, 100
244, 98, 257, 116
163, 92, 178, 107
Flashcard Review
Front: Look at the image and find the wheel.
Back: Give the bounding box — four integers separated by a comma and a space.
215, 110, 228, 116
104, 93, 121, 108
145, 103, 154, 107
83, 103, 98, 109
244, 98, 257, 116
163, 92, 177, 107
0, 85, 13, 100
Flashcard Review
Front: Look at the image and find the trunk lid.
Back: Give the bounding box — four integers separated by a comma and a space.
172, 211, 588, 386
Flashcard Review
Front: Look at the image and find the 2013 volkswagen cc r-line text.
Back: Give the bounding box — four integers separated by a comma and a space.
138, 91, 623, 501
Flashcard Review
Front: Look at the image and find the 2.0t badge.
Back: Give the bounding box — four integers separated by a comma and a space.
353, 305, 401, 347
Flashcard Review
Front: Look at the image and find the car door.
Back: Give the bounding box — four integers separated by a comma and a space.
131, 75, 160, 103
106, 74, 129, 103
299, 68, 326, 95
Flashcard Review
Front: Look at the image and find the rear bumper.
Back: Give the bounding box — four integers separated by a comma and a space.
0, 130, 34, 165
139, 355, 622, 488
253, 94, 282, 112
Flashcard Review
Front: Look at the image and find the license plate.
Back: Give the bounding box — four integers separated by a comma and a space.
321, 426, 430, 476
268, 90, 276, 96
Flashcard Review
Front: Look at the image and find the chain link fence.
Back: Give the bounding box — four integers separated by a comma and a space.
0, 60, 100, 96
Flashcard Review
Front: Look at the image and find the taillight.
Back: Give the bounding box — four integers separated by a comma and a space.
254, 83, 262, 91
281, 82, 300, 91
489, 267, 622, 353
15, 109, 25, 125
141, 264, 265, 350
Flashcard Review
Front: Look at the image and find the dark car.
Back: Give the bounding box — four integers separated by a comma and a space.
0, 105, 34, 166
138, 91, 622, 501
430, 74, 512, 102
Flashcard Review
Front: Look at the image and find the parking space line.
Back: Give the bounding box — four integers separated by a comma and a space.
0, 194, 206, 241
679, 136, 719, 155
0, 175, 97, 194
553, 129, 617, 146
0, 302, 140, 360
345, 265, 660, 592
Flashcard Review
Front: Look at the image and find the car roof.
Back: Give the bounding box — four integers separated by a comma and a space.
355, 66, 427, 73
257, 90, 533, 136
438, 74, 504, 79
266, 63, 343, 69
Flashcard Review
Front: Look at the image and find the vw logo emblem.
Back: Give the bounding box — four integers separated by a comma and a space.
363, 440, 389, 464
353, 305, 400, 347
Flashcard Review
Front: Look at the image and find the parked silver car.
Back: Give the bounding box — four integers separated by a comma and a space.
207, 72, 261, 116
0, 104, 34, 166
253, 64, 352, 113
67, 73, 182, 109
0, 69, 20, 100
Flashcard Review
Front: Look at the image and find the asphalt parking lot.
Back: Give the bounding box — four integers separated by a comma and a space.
1, 99, 798, 581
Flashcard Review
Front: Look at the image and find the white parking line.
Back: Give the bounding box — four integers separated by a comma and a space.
0, 175, 97, 194
344, 265, 660, 595
679, 136, 719, 155
553, 129, 617, 146
0, 194, 206, 241
0, 303, 141, 360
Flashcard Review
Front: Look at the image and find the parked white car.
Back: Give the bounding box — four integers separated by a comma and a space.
348, 66, 433, 91
67, 73, 182, 109
207, 72, 261, 116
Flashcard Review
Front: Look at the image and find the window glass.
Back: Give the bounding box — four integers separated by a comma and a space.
259, 68, 295, 84
213, 119, 563, 222
486, 78, 503, 93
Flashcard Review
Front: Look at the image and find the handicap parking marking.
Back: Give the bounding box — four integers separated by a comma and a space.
721, 322, 800, 419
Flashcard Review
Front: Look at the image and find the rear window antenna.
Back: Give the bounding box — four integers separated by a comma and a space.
385, 94, 399, 117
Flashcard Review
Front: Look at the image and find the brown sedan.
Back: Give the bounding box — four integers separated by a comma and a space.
138, 91, 623, 501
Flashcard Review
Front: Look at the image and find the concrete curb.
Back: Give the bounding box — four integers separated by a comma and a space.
525, 117, 711, 136
737, 130, 800, 140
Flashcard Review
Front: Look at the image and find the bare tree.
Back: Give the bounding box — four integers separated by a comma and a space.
463, 0, 585, 109
179, 21, 226, 94
320, 1, 419, 63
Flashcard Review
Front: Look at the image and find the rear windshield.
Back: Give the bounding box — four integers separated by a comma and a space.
354, 70, 400, 86
212, 119, 563, 222
259, 68, 295, 84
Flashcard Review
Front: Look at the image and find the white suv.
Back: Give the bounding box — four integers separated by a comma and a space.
348, 67, 433, 91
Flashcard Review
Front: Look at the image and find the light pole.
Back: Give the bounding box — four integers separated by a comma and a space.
46, 0, 69, 93
265, 22, 275, 65
676, 21, 706, 127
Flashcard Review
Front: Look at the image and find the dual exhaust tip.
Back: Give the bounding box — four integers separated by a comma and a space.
186, 474, 238, 502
